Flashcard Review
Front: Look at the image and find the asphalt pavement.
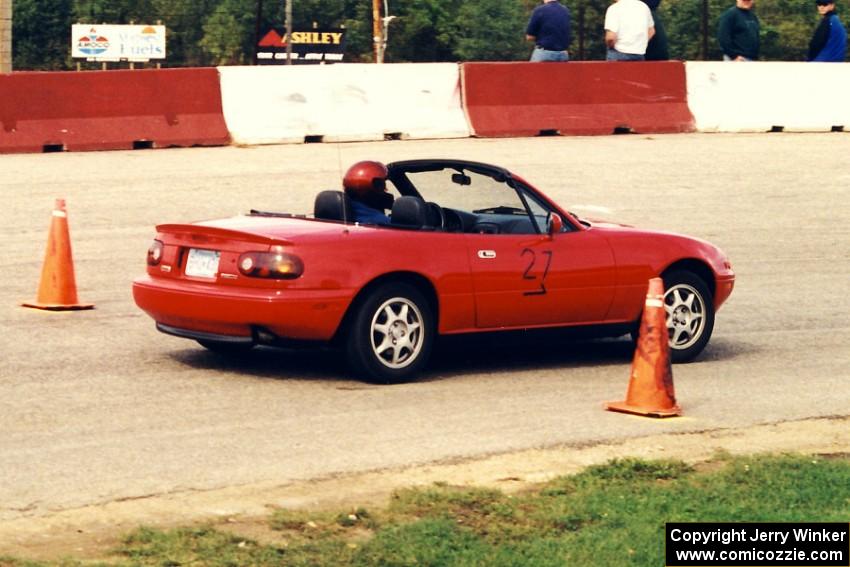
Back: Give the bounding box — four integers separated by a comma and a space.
1, 133, 848, 521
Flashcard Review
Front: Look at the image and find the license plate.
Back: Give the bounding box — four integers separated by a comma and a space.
185, 248, 220, 279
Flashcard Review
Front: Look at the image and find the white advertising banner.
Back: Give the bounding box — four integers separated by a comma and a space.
71, 24, 166, 62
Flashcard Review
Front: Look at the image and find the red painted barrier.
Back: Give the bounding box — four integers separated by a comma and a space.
461, 61, 694, 137
0, 68, 229, 153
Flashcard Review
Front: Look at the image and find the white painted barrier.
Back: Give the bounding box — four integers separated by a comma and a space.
686, 62, 850, 132
218, 64, 471, 144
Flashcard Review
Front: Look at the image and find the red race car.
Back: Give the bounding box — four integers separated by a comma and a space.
133, 159, 734, 383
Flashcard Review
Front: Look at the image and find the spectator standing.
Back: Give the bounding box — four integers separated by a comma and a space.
526, 0, 572, 62
641, 0, 670, 60
604, 0, 655, 61
717, 0, 760, 61
808, 0, 847, 62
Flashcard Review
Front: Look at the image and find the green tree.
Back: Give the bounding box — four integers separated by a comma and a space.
383, 0, 457, 62
151, 0, 218, 66
340, 1, 373, 62
13, 0, 73, 69
756, 0, 815, 61
290, 0, 350, 28
7, 0, 838, 69
452, 0, 527, 61
199, 0, 255, 65
563, 0, 609, 60
659, 0, 818, 61
73, 0, 158, 25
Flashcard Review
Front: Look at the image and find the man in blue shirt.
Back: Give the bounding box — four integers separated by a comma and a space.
526, 0, 572, 62
808, 0, 847, 62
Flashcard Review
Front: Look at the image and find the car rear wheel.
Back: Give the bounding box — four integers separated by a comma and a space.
345, 282, 434, 384
663, 270, 715, 363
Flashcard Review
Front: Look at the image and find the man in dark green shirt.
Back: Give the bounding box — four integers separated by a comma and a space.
718, 0, 760, 61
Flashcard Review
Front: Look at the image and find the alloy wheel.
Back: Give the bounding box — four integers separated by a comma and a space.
370, 297, 424, 369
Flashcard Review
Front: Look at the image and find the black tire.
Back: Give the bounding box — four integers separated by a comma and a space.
345, 282, 435, 384
662, 270, 715, 363
197, 339, 255, 356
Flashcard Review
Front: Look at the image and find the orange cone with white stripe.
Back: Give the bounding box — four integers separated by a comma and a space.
605, 277, 680, 418
22, 199, 94, 311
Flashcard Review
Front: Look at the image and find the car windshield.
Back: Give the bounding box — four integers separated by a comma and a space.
393, 167, 554, 234
401, 169, 521, 213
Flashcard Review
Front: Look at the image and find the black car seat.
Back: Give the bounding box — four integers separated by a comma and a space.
314, 190, 353, 222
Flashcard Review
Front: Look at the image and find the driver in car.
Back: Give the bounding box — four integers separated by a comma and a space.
343, 160, 393, 225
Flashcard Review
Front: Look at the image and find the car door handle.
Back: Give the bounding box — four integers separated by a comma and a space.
477, 250, 496, 259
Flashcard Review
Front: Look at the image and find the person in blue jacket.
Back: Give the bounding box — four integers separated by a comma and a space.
808, 0, 847, 62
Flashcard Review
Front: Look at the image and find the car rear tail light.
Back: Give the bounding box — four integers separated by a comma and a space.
238, 247, 303, 279
147, 240, 164, 266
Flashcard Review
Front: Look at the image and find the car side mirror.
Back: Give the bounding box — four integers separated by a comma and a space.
547, 213, 563, 238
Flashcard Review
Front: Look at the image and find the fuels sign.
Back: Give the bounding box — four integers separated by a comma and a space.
72, 24, 166, 62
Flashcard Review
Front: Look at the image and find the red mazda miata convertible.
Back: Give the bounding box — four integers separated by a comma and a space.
133, 159, 734, 383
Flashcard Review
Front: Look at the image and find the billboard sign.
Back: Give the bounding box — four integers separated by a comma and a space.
72, 24, 166, 62
257, 29, 346, 64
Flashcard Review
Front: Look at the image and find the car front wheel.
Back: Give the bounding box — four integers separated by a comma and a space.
663, 270, 715, 363
345, 282, 434, 384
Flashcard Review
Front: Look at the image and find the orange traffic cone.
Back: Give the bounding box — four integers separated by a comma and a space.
605, 277, 680, 418
22, 199, 94, 311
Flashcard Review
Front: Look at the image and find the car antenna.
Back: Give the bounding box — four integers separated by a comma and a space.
336, 145, 344, 180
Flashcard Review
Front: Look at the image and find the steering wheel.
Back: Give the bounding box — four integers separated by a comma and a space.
425, 202, 445, 230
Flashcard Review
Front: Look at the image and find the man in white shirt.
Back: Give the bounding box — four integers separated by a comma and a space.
604, 0, 655, 61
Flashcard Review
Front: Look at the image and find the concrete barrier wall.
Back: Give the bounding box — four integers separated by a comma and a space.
0, 68, 230, 153
218, 64, 471, 144
461, 61, 695, 137
686, 62, 850, 132
3, 63, 847, 155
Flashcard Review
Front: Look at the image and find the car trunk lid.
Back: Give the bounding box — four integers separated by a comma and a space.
150, 216, 337, 287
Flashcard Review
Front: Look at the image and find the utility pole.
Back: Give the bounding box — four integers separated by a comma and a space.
372, 0, 382, 63
285, 0, 292, 65
0, 0, 12, 74
701, 0, 709, 60
253, 0, 263, 65
577, 4, 585, 61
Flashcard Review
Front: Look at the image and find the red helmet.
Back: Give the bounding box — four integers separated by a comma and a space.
343, 160, 389, 199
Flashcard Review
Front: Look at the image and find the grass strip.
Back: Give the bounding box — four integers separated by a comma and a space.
4, 452, 849, 566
